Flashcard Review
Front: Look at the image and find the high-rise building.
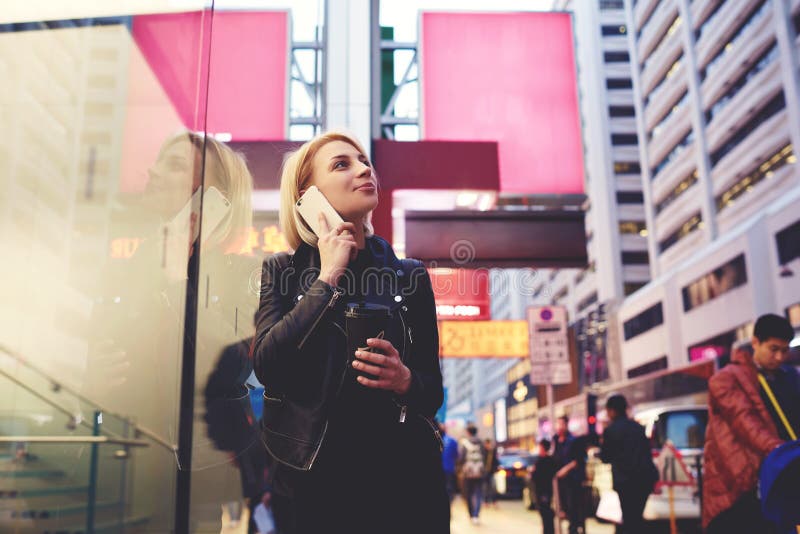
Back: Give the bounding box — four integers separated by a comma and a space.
616, 0, 800, 377
541, 0, 649, 386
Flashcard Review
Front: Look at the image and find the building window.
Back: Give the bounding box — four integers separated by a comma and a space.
682, 254, 748, 312
604, 51, 630, 63
619, 221, 648, 236
622, 251, 650, 265
717, 144, 794, 212
695, 1, 725, 40
609, 106, 636, 117
776, 219, 800, 266
552, 286, 568, 304
655, 170, 698, 214
659, 213, 702, 253
650, 90, 689, 140
599, 0, 625, 9
601, 24, 627, 36
627, 356, 668, 378
701, 0, 769, 81
651, 129, 694, 180
624, 282, 647, 296
607, 78, 633, 90
623, 302, 664, 340
705, 43, 779, 124
710, 92, 786, 167
615, 161, 641, 174
794, 11, 800, 33
616, 191, 644, 204
611, 133, 638, 146
640, 15, 682, 73
645, 56, 683, 105
577, 292, 598, 313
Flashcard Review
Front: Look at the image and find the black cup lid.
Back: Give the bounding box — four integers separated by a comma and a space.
344, 302, 391, 318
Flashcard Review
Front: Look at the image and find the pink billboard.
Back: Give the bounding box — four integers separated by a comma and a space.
132, 10, 288, 140
420, 12, 584, 194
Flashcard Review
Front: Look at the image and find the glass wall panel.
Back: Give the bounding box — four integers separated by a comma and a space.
0, 3, 213, 532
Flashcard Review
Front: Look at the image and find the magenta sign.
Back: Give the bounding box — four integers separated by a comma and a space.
420, 12, 585, 195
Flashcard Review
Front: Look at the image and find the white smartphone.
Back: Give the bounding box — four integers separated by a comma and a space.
295, 185, 344, 236
164, 186, 231, 246
162, 186, 231, 278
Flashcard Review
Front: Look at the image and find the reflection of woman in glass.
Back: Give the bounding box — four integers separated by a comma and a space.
144, 131, 253, 258
252, 131, 449, 533
91, 130, 257, 450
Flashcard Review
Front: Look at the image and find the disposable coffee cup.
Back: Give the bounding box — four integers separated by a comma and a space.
345, 303, 391, 383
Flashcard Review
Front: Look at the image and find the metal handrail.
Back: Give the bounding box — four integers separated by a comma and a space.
0, 343, 134, 426
132, 423, 177, 453
0, 435, 149, 447
0, 344, 177, 453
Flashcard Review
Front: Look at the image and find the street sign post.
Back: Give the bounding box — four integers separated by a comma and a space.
527, 306, 571, 386
527, 305, 571, 534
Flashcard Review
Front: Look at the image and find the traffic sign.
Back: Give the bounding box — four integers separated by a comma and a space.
527, 306, 572, 385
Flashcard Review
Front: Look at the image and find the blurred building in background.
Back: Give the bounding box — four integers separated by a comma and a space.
617, 0, 800, 377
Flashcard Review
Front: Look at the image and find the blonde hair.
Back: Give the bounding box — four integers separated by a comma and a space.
162, 132, 254, 253
279, 130, 375, 250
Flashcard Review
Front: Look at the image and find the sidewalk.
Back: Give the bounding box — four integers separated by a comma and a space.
450, 498, 615, 534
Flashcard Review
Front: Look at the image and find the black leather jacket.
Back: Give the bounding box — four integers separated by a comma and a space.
252, 235, 443, 471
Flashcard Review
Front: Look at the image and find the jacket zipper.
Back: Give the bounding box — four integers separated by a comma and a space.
297, 288, 343, 350
306, 420, 329, 470
397, 305, 410, 422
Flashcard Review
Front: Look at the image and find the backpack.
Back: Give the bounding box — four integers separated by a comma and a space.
461, 439, 485, 479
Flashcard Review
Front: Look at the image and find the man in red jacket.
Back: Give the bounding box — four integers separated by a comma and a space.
703, 314, 797, 533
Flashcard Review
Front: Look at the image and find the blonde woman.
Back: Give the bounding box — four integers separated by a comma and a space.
252, 131, 448, 533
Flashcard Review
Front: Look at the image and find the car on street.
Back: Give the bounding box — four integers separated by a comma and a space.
493, 450, 537, 500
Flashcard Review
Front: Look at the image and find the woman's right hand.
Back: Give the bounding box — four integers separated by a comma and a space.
317, 214, 357, 286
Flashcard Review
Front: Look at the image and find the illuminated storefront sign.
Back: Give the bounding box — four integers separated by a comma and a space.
110, 224, 288, 259
239, 225, 289, 255
110, 238, 144, 259
429, 268, 490, 321
439, 320, 528, 358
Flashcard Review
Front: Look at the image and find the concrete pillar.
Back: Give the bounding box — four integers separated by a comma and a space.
325, 0, 372, 152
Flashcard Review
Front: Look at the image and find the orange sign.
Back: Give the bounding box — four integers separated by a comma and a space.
239, 225, 289, 255
439, 320, 529, 358
110, 238, 143, 259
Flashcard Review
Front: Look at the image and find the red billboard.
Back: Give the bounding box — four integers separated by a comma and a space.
420, 12, 584, 194
429, 268, 490, 321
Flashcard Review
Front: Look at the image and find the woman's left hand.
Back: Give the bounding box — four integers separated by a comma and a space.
353, 338, 412, 395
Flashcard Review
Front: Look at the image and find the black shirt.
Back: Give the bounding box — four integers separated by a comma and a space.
758, 365, 800, 441
532, 455, 558, 498
600, 417, 658, 491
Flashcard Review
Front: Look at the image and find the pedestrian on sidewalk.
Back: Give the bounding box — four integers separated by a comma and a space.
554, 415, 587, 534
599, 394, 658, 534
440, 422, 459, 512
531, 438, 558, 534
703, 314, 799, 534
458, 424, 487, 525
483, 438, 500, 507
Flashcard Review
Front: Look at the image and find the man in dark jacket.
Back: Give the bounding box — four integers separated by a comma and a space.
532, 438, 558, 534
554, 415, 587, 534
703, 314, 797, 533
600, 394, 658, 534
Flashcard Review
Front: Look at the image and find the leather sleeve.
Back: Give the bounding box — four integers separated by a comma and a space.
251, 254, 340, 393
709, 369, 783, 457
394, 264, 444, 418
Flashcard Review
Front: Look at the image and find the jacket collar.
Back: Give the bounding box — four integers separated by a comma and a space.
290, 235, 406, 302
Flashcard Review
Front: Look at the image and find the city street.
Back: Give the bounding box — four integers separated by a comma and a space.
450, 498, 614, 534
